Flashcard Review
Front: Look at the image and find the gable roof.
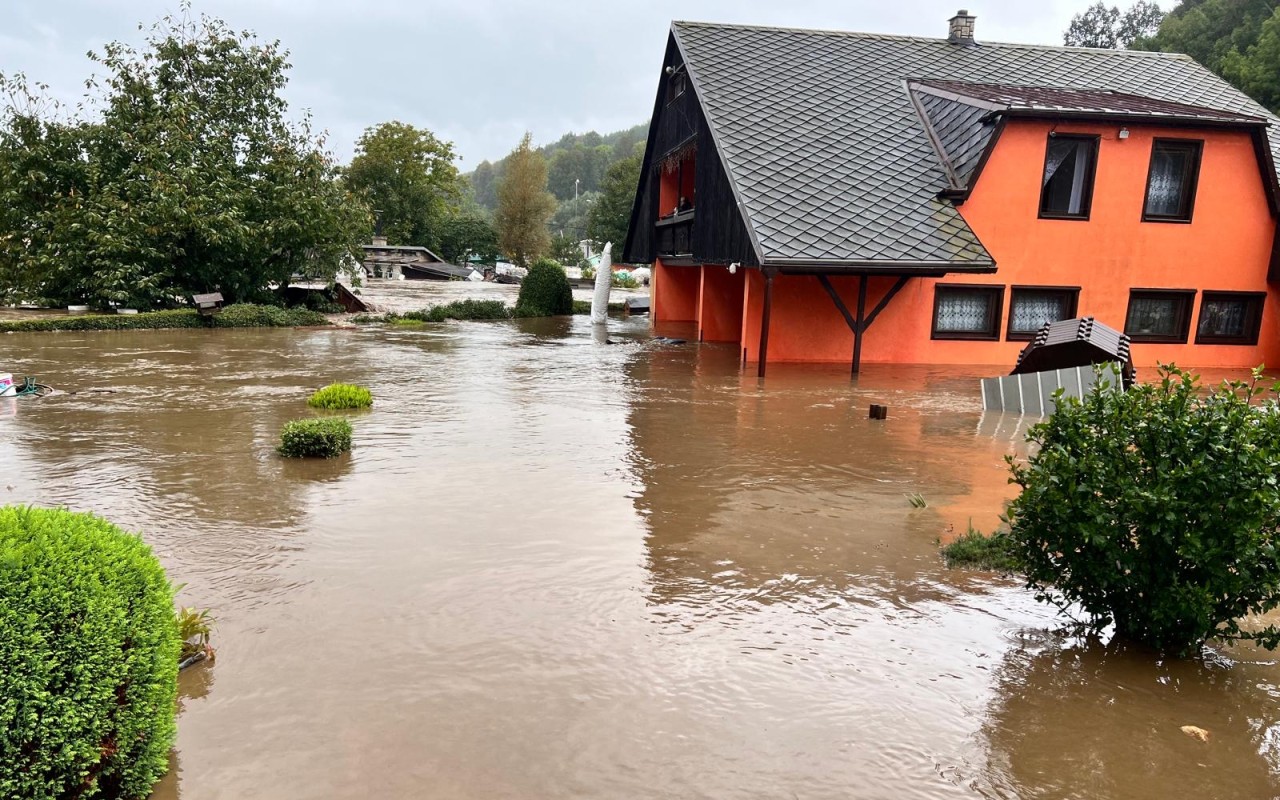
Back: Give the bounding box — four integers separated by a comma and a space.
669, 21, 1280, 269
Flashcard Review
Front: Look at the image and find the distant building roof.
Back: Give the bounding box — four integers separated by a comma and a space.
668, 20, 1280, 268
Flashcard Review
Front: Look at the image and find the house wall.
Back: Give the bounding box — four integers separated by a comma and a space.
653, 260, 700, 323
698, 266, 745, 342
696, 119, 1280, 369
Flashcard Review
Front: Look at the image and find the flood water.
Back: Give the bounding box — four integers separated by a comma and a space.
3, 313, 1280, 799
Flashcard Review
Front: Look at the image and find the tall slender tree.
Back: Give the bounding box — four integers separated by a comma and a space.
494, 133, 556, 266
587, 147, 643, 257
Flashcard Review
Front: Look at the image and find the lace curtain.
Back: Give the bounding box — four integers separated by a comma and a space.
1011, 292, 1068, 333
936, 292, 992, 332
1147, 146, 1189, 217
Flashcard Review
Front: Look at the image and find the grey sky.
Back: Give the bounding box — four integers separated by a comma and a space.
3, 1, 1100, 168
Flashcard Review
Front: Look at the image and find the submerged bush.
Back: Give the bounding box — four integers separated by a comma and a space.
0, 303, 328, 333
514, 257, 573, 317
307, 383, 373, 410
399, 299, 513, 322
1006, 365, 1280, 655
0, 506, 180, 799
941, 525, 1020, 572
278, 417, 353, 458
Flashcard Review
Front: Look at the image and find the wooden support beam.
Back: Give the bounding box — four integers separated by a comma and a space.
852, 274, 868, 375
860, 275, 910, 332
758, 269, 775, 378
817, 275, 857, 333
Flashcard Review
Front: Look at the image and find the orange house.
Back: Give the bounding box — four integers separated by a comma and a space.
623, 13, 1280, 374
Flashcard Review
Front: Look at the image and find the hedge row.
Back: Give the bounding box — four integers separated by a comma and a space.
0, 304, 329, 333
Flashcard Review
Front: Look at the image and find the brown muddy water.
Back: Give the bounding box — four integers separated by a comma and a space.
3, 317, 1280, 800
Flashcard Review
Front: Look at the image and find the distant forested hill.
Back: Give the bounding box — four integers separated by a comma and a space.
467, 123, 647, 211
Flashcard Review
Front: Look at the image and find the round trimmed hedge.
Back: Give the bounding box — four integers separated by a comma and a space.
514, 257, 573, 317
0, 506, 179, 799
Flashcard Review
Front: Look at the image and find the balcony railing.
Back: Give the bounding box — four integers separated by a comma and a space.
656, 210, 694, 258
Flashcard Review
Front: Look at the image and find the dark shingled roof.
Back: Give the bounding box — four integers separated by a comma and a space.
914, 79, 1269, 124
670, 21, 1279, 268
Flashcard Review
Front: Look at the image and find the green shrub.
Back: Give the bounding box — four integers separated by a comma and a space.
1007, 365, 1280, 655
278, 417, 353, 458
571, 300, 626, 315
0, 506, 180, 799
212, 304, 328, 328
399, 299, 513, 322
0, 304, 328, 333
514, 257, 573, 317
611, 271, 639, 289
308, 383, 373, 409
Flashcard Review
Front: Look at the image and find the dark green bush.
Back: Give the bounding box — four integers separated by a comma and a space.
212, 304, 328, 328
514, 258, 573, 317
0, 506, 180, 799
308, 383, 373, 409
399, 299, 513, 322
0, 304, 328, 333
1007, 365, 1280, 655
278, 417, 353, 458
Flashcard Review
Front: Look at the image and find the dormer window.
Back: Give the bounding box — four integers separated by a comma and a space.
1039, 134, 1098, 220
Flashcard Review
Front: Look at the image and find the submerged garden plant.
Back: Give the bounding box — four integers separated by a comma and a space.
0, 506, 180, 799
278, 417, 353, 458
1005, 365, 1280, 655
307, 383, 373, 410
514, 257, 573, 317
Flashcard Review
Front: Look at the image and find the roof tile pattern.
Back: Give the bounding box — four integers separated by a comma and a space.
672, 22, 1279, 266
915, 91, 998, 190
916, 79, 1267, 123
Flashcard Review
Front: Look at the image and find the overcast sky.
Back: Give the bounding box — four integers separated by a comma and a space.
2, 1, 1101, 167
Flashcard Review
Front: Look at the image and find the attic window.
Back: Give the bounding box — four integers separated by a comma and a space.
1039, 134, 1098, 220
667, 69, 688, 103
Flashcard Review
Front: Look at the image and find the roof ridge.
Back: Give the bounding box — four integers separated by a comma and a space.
670, 20, 1193, 60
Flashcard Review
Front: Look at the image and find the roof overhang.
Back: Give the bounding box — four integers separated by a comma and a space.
761, 257, 996, 276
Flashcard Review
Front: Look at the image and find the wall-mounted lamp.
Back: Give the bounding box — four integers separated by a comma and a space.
728, 262, 739, 274
1118, 127, 1130, 140
664, 66, 675, 75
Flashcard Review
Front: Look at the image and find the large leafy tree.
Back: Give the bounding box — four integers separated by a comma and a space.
1065, 1, 1166, 47
346, 121, 462, 248
587, 148, 643, 258
1125, 0, 1280, 113
0, 10, 368, 309
435, 212, 500, 265
494, 133, 556, 266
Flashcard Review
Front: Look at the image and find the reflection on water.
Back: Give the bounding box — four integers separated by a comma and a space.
1, 322, 1277, 798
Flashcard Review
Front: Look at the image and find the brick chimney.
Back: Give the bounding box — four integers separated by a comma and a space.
948, 9, 976, 44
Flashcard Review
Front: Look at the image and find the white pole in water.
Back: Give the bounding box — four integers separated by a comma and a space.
591, 242, 613, 326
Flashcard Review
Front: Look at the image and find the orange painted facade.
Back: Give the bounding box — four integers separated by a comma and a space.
655, 119, 1280, 369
